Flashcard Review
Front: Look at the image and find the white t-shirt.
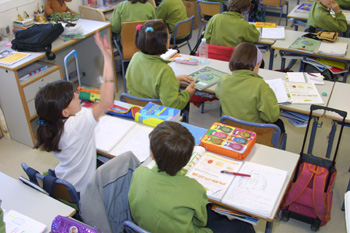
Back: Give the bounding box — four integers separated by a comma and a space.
52, 108, 97, 192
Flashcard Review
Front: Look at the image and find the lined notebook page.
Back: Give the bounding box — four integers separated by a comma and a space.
265, 78, 290, 104
4, 210, 47, 233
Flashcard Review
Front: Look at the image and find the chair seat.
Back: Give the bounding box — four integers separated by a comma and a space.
261, 0, 287, 7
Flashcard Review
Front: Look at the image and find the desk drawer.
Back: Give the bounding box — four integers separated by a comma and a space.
23, 69, 61, 102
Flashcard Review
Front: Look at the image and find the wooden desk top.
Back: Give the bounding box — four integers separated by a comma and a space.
0, 19, 111, 71
325, 82, 350, 123
0, 172, 75, 231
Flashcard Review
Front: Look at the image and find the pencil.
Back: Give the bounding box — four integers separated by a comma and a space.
220, 170, 251, 177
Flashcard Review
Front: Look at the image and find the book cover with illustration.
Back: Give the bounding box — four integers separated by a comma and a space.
254, 22, 276, 28
134, 102, 181, 127
295, 3, 312, 13
200, 122, 257, 160
188, 66, 227, 91
288, 37, 321, 54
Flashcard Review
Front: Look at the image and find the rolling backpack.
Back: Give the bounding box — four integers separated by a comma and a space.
281, 105, 347, 231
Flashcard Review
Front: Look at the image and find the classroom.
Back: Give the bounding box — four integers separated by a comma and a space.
0, 0, 350, 232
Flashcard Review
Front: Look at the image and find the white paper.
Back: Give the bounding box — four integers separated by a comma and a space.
260, 27, 285, 40
318, 42, 348, 57
304, 73, 325, 85
4, 210, 47, 233
287, 72, 306, 83
265, 78, 290, 104
285, 82, 324, 104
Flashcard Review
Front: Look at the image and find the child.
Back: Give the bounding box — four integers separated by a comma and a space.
128, 121, 255, 233
156, 0, 188, 38
204, 0, 260, 47
215, 42, 285, 132
110, 0, 156, 34
34, 31, 114, 193
306, 0, 347, 32
126, 20, 196, 110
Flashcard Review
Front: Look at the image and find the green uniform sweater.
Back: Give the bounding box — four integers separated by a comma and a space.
126, 52, 190, 110
156, 0, 187, 35
215, 70, 280, 123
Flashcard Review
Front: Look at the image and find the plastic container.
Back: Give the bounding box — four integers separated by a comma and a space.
199, 38, 208, 65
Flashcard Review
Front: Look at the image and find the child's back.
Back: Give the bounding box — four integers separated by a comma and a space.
156, 0, 187, 36
306, 0, 347, 32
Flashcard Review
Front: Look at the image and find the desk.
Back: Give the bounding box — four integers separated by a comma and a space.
325, 82, 350, 123
272, 30, 350, 82
0, 19, 116, 147
0, 172, 76, 232
169, 54, 333, 116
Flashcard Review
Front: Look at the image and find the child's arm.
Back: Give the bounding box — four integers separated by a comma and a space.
92, 31, 115, 121
176, 75, 196, 96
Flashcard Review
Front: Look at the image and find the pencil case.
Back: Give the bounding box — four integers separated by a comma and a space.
174, 57, 199, 65
200, 122, 256, 160
52, 215, 101, 233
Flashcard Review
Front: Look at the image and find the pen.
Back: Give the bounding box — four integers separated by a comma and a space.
307, 72, 318, 77
220, 170, 251, 177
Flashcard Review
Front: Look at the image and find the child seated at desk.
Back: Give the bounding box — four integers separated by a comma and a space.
204, 0, 260, 47
110, 0, 156, 34
215, 42, 285, 132
306, 0, 347, 33
33, 31, 114, 193
126, 20, 196, 110
128, 121, 255, 233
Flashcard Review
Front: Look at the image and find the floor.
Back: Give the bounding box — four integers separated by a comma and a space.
1, 0, 350, 232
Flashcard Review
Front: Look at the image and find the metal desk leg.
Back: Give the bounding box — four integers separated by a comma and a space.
269, 48, 275, 70
265, 221, 273, 233
279, 51, 286, 70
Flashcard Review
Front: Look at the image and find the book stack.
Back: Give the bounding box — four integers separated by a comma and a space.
13, 18, 34, 33
303, 57, 348, 75
280, 111, 309, 128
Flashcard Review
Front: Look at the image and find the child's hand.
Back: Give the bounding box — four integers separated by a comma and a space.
176, 74, 193, 84
331, 3, 340, 13
94, 31, 112, 60
185, 81, 196, 96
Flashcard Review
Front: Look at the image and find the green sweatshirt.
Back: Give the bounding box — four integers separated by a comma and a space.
306, 0, 347, 32
204, 11, 260, 47
337, 0, 350, 9
126, 52, 190, 110
216, 70, 280, 124
129, 166, 212, 233
110, 1, 156, 34
156, 0, 187, 35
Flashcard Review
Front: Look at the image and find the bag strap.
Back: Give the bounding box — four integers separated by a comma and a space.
43, 175, 58, 197
45, 44, 56, 60
282, 162, 314, 207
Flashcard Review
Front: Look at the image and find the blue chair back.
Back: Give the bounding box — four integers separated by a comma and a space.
123, 220, 150, 233
171, 15, 195, 51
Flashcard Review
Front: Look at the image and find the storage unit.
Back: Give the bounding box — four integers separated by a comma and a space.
0, 62, 63, 147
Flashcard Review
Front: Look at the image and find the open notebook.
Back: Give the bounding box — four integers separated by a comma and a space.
4, 210, 47, 233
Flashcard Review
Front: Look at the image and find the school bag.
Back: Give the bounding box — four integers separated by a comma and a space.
280, 105, 347, 232
11, 23, 64, 60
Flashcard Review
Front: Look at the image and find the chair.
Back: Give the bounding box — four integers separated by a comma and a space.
196, 0, 224, 41
80, 151, 141, 233
170, 15, 195, 51
259, 0, 289, 26
120, 93, 189, 123
21, 162, 82, 221
220, 115, 287, 150
123, 220, 150, 233
79, 5, 106, 22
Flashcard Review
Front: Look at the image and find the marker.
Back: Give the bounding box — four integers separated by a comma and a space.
220, 170, 251, 177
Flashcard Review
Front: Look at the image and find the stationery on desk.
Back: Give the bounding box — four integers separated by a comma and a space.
287, 72, 325, 84
188, 66, 227, 91
260, 27, 285, 40
317, 41, 348, 57
4, 210, 47, 233
295, 3, 312, 13
0, 50, 31, 66
303, 57, 348, 74
288, 37, 322, 54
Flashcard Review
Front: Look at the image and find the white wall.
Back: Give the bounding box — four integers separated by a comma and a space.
0, 0, 82, 33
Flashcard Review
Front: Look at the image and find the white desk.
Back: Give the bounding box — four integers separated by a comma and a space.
0, 19, 117, 147
325, 82, 350, 123
169, 54, 333, 116
272, 30, 350, 82
0, 172, 75, 232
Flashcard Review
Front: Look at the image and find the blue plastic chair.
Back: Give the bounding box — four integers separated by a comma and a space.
123, 220, 150, 233
196, 0, 224, 41
220, 115, 287, 150
170, 15, 195, 51
120, 93, 189, 123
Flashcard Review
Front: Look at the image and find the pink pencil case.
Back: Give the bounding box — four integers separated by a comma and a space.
51, 215, 101, 233
174, 57, 199, 65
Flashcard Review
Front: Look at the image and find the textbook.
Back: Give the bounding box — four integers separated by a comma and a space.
107, 104, 141, 120
303, 57, 348, 75
4, 210, 47, 233
288, 37, 321, 54
286, 72, 325, 85
260, 27, 285, 40
295, 3, 312, 13
254, 22, 276, 28
148, 145, 288, 219
188, 66, 227, 91
317, 41, 348, 57
134, 102, 181, 127
0, 50, 30, 66
264, 78, 290, 104
200, 122, 257, 160
211, 205, 258, 225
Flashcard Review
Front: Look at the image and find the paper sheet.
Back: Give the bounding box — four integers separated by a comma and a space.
265, 78, 290, 104
4, 210, 47, 233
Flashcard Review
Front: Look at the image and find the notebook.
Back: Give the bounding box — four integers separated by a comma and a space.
4, 210, 47, 233
188, 66, 227, 91
317, 41, 348, 57
260, 27, 285, 40
288, 37, 321, 54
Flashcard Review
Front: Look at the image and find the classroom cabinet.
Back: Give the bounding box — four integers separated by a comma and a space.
0, 62, 63, 147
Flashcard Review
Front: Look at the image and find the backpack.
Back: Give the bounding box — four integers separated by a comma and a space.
11, 23, 64, 60
249, 0, 266, 22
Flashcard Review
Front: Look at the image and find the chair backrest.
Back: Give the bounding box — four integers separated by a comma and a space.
260, 0, 285, 7
79, 5, 106, 22
197, 0, 223, 19
196, 44, 236, 62
173, 15, 195, 40
120, 93, 162, 107
123, 220, 150, 233
220, 115, 281, 148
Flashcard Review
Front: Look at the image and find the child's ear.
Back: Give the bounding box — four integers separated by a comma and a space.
62, 108, 69, 118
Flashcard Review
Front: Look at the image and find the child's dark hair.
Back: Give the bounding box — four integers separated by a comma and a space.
135, 20, 168, 55
227, 0, 251, 13
129, 0, 147, 3
34, 80, 74, 152
229, 42, 257, 71
150, 121, 195, 176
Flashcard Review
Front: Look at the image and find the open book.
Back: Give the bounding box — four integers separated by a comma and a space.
147, 146, 288, 219
4, 210, 47, 233
260, 27, 285, 40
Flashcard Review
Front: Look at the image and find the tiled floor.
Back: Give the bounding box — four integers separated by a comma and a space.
1, 0, 350, 232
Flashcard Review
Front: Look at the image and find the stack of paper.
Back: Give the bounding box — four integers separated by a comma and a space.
260, 27, 285, 40
317, 41, 348, 57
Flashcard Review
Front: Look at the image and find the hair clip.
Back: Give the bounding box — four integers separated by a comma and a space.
145, 27, 154, 33
35, 119, 46, 127
136, 24, 143, 31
